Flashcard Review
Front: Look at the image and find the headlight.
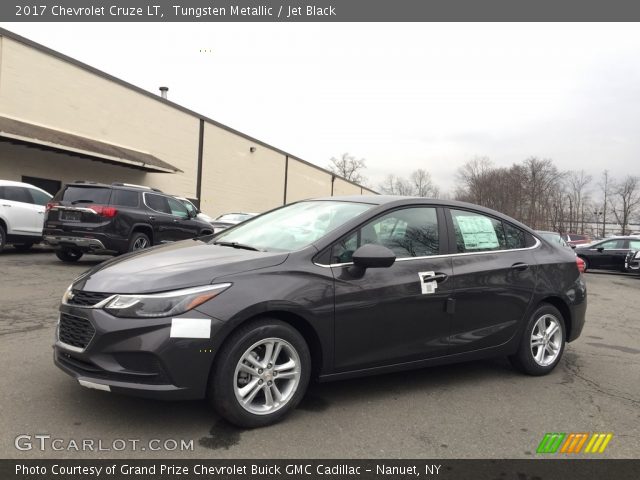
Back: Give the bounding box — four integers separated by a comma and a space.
635, 251, 640, 260
61, 284, 73, 304
103, 284, 231, 318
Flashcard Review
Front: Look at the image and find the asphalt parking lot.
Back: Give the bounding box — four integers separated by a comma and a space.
1, 247, 638, 459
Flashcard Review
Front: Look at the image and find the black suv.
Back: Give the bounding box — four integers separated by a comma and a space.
44, 182, 213, 262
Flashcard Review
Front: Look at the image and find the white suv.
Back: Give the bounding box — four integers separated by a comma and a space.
0, 180, 53, 252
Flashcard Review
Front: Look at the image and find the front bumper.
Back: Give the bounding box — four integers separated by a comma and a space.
53, 304, 224, 400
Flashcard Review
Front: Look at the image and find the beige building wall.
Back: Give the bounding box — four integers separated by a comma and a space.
0, 143, 148, 187
286, 160, 333, 202
0, 36, 199, 198
201, 123, 286, 217
333, 177, 363, 196
0, 30, 375, 214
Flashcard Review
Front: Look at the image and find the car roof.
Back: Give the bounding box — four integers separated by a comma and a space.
0, 179, 51, 193
65, 181, 162, 192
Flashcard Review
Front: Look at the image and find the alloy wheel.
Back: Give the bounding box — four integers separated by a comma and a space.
132, 237, 148, 250
233, 337, 301, 415
530, 314, 563, 366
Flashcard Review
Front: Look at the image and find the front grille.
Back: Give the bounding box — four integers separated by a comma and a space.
67, 290, 112, 307
58, 313, 95, 349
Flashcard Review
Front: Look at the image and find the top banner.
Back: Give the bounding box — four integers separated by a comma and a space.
5, 0, 640, 22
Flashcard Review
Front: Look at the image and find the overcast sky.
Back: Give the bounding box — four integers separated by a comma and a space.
3, 22, 640, 193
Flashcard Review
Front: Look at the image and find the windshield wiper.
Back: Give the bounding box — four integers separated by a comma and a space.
213, 241, 261, 251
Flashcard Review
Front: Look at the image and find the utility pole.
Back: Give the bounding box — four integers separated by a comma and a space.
602, 170, 609, 238
568, 196, 573, 233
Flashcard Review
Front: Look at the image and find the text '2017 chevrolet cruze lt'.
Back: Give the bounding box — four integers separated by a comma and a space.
54, 196, 586, 427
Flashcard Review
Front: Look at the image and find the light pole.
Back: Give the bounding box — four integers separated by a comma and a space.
568, 196, 573, 233
593, 210, 603, 238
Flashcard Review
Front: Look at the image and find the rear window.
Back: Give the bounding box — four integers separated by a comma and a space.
56, 186, 111, 205
451, 209, 505, 253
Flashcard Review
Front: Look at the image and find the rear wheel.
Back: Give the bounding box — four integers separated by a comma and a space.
13, 243, 34, 252
209, 319, 310, 428
128, 232, 150, 252
510, 304, 566, 376
55, 248, 83, 262
0, 225, 5, 252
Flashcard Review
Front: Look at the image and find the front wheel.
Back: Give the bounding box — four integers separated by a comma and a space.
209, 319, 311, 428
55, 248, 83, 262
510, 304, 566, 376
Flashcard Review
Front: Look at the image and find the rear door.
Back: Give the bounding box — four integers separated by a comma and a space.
331, 206, 453, 371
446, 208, 538, 354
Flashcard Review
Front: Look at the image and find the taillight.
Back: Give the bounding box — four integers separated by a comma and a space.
45, 202, 58, 212
89, 205, 118, 218
576, 256, 585, 273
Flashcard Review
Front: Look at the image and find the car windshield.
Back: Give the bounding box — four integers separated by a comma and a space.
213, 200, 373, 252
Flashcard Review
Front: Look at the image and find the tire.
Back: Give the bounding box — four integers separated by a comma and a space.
55, 248, 83, 262
13, 243, 34, 252
128, 232, 151, 252
509, 304, 566, 376
209, 319, 311, 428
0, 224, 5, 253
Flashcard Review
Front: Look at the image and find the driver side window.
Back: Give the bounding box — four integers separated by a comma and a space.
331, 207, 439, 264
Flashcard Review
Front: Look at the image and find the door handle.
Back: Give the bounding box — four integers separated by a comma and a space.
148, 216, 155, 221
511, 263, 529, 271
422, 272, 448, 283
2, 204, 10, 207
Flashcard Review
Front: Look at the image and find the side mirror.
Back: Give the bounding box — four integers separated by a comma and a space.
352, 244, 396, 269
597, 247, 604, 252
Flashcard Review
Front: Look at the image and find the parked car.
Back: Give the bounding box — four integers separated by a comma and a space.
44, 182, 214, 262
54, 196, 586, 427
562, 233, 591, 248
175, 196, 214, 223
0, 179, 52, 252
574, 236, 640, 272
624, 249, 640, 273
210, 212, 257, 233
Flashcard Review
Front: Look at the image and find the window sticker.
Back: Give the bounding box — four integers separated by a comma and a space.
456, 216, 500, 250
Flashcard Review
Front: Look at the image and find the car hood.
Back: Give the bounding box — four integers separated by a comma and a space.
73, 239, 288, 294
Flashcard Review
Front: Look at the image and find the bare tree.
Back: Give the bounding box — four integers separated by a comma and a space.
566, 170, 592, 234
328, 153, 367, 183
410, 169, 440, 198
610, 175, 640, 235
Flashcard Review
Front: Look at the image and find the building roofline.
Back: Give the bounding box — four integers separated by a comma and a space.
0, 26, 375, 193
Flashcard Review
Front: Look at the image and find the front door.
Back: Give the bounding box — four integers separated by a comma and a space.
331, 206, 453, 372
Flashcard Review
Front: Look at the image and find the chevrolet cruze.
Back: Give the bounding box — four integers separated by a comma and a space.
54, 196, 587, 427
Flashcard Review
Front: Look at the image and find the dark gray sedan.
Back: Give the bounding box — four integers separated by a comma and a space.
54, 196, 586, 427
